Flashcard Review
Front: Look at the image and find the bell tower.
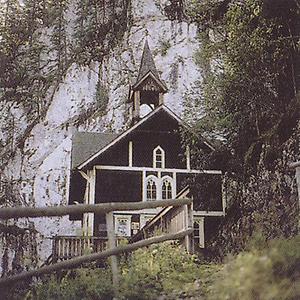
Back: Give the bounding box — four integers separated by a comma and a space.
128, 40, 168, 123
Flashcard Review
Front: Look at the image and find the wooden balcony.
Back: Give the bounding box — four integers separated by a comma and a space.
52, 236, 124, 262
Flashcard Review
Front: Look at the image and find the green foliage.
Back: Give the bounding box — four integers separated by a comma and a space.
73, 0, 131, 65
5, 237, 299, 299
209, 235, 300, 300
95, 80, 109, 112
186, 0, 300, 175
29, 268, 114, 300
183, 0, 300, 258
159, 40, 171, 56
120, 241, 200, 299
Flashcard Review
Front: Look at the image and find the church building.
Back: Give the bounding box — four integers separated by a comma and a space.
67, 41, 224, 248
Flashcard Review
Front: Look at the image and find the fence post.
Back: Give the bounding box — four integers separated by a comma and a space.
184, 202, 194, 254
106, 212, 119, 296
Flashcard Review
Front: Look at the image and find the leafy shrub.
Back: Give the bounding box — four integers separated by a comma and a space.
119, 241, 200, 299
208, 235, 300, 300
29, 268, 114, 300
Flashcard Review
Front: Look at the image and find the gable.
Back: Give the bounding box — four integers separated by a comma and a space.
76, 105, 214, 170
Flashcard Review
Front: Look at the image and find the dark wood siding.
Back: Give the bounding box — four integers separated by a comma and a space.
95, 170, 142, 203
91, 139, 129, 167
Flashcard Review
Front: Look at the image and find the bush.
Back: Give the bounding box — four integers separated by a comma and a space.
208, 235, 300, 300
29, 268, 114, 300
119, 241, 200, 299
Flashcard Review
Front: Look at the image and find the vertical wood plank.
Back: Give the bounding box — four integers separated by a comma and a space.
106, 212, 119, 294
128, 141, 133, 167
186, 146, 191, 170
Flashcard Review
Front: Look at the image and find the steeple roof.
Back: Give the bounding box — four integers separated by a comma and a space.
132, 40, 167, 91
136, 40, 160, 82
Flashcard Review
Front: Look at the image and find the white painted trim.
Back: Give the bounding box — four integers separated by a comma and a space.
83, 169, 96, 236
153, 145, 165, 168
77, 105, 213, 169
115, 208, 161, 215
133, 71, 168, 92
193, 211, 225, 217
173, 172, 177, 199
186, 146, 191, 170
128, 141, 133, 167
95, 165, 222, 175
140, 214, 157, 228
79, 170, 92, 183
161, 175, 175, 199
142, 170, 146, 201
194, 216, 205, 248
145, 175, 159, 201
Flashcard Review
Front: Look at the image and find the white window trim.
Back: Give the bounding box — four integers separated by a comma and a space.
143, 175, 176, 201
194, 217, 205, 248
153, 146, 165, 169
161, 175, 176, 199
145, 175, 159, 201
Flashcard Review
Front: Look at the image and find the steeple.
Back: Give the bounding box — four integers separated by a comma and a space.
128, 40, 168, 123
135, 40, 161, 83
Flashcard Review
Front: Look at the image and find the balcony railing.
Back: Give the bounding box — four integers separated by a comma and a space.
52, 236, 124, 262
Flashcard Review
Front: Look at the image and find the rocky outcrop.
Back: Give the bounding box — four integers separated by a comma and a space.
0, 0, 202, 274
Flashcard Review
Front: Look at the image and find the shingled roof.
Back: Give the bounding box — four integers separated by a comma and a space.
136, 40, 160, 82
71, 132, 118, 169
133, 40, 167, 90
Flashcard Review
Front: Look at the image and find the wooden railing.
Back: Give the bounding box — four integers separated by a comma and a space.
0, 198, 193, 286
131, 190, 193, 252
52, 236, 124, 262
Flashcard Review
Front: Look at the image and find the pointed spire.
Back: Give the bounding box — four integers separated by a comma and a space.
136, 39, 160, 82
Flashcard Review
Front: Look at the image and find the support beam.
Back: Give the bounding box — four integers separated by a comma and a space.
133, 90, 140, 119
95, 165, 222, 175
128, 141, 133, 167
86, 169, 96, 236
0, 198, 192, 220
0, 229, 193, 286
186, 146, 191, 170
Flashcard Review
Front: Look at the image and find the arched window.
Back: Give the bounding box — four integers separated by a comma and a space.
153, 146, 165, 168
161, 177, 173, 199
146, 176, 157, 201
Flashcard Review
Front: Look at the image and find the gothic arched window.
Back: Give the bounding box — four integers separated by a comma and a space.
153, 146, 165, 169
146, 176, 157, 201
161, 177, 173, 199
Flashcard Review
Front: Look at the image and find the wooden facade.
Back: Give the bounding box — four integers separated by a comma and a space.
63, 40, 225, 257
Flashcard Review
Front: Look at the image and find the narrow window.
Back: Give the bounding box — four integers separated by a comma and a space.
161, 178, 173, 199
153, 146, 165, 168
146, 178, 157, 201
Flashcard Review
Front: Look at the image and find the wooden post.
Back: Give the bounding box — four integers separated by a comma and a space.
134, 90, 140, 120
106, 212, 119, 294
184, 203, 193, 254
159, 93, 164, 105
0, 229, 193, 286
128, 141, 133, 167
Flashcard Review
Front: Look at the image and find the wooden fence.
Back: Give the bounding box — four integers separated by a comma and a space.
0, 198, 193, 288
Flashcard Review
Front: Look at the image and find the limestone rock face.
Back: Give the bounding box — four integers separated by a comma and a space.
0, 0, 202, 273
